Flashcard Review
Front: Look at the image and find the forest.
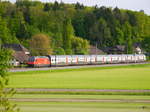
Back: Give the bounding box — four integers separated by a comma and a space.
0, 0, 150, 55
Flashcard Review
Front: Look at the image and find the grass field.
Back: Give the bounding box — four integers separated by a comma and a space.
15, 102, 150, 112
8, 64, 150, 89
11, 94, 150, 112
8, 64, 150, 112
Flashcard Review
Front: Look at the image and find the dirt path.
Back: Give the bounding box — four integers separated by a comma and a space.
9, 98, 150, 103
8, 88, 150, 103
11, 88, 150, 93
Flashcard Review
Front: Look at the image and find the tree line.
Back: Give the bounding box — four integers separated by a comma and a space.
0, 0, 150, 55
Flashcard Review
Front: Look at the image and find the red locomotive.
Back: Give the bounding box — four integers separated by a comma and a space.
27, 56, 50, 67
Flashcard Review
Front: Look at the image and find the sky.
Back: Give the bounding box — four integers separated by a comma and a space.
8, 0, 150, 15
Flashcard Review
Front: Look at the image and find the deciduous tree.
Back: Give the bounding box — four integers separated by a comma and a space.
30, 33, 52, 56
0, 48, 19, 112
123, 22, 133, 54
72, 36, 89, 54
62, 17, 74, 54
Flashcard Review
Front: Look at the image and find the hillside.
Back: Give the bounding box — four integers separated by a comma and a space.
0, 0, 150, 55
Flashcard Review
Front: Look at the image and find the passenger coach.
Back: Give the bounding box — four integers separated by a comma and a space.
27, 54, 146, 67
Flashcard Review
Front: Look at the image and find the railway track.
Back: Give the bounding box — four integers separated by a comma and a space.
9, 62, 149, 72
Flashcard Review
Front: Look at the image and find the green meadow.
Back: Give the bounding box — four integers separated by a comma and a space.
16, 102, 150, 112
8, 64, 150, 90
9, 64, 150, 112
12, 94, 150, 112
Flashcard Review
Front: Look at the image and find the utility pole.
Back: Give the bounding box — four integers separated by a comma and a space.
96, 42, 97, 55
0, 39, 1, 49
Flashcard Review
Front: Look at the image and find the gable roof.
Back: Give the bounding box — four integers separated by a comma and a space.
2, 44, 29, 52
89, 45, 105, 54
104, 45, 125, 54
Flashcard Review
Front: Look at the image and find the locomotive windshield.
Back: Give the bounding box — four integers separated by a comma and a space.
28, 57, 35, 62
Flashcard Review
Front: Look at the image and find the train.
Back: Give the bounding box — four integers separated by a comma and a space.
27, 54, 146, 67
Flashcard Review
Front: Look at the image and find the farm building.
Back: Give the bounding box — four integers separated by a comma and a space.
2, 44, 30, 66
104, 45, 143, 54
104, 45, 125, 54
89, 45, 105, 54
